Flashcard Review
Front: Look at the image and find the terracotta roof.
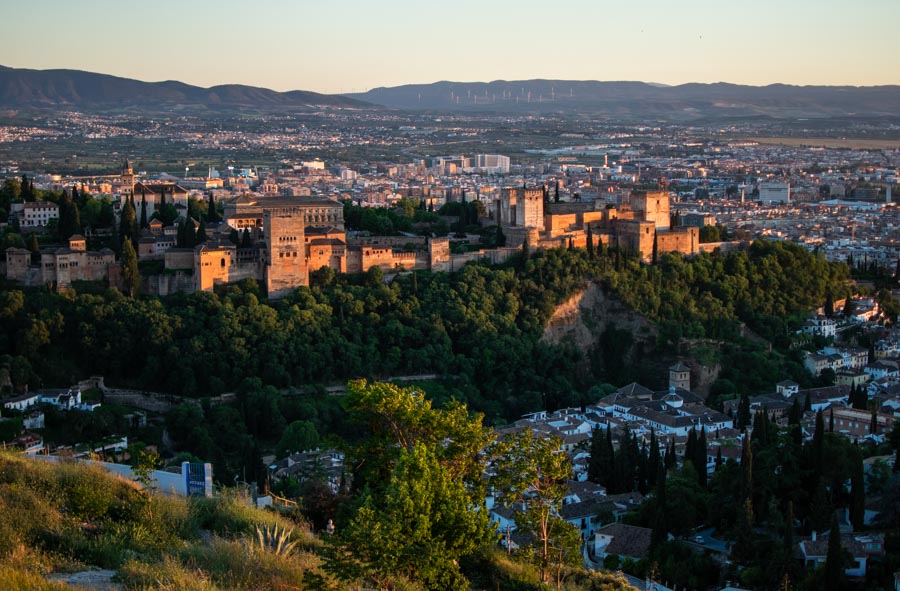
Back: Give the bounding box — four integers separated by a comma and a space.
595, 523, 652, 559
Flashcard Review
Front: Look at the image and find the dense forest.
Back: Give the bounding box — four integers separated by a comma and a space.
1, 240, 849, 414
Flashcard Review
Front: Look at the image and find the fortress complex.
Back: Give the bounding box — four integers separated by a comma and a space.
495, 188, 700, 262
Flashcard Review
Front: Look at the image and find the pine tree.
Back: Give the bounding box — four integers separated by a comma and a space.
823, 514, 846, 591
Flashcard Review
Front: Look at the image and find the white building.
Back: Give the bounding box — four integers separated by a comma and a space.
758, 182, 790, 204
476, 154, 511, 174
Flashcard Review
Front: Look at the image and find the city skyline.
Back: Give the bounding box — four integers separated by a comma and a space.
2, 0, 899, 94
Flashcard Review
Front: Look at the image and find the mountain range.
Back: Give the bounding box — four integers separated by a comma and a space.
347, 79, 900, 119
0, 65, 368, 111
2, 65, 900, 120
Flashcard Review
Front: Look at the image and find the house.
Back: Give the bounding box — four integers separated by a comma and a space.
593, 523, 653, 562
2, 393, 39, 411
797, 531, 884, 578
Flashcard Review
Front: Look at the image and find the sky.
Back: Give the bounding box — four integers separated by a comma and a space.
2, 0, 899, 94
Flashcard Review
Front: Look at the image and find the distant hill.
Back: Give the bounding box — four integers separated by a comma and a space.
347, 79, 900, 120
0, 65, 370, 111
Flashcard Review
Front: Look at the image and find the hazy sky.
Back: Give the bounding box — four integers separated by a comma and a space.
3, 0, 898, 93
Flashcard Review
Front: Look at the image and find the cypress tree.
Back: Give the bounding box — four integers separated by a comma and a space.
715, 446, 722, 471
586, 225, 594, 258
870, 409, 877, 434
696, 428, 708, 488
803, 392, 812, 412
604, 427, 616, 491
119, 197, 137, 247
788, 398, 803, 445
554, 181, 560, 203
647, 428, 660, 488
685, 428, 696, 471
849, 447, 865, 530
732, 497, 755, 563
241, 228, 252, 248
208, 194, 218, 223
120, 240, 140, 298
27, 233, 40, 264
812, 410, 825, 476
829, 407, 835, 433
823, 514, 846, 591
664, 439, 676, 469
737, 393, 751, 429
196, 218, 207, 244
650, 463, 667, 548
740, 434, 753, 501
140, 194, 148, 229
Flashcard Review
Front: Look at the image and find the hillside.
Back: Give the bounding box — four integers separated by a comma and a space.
0, 452, 639, 591
0, 451, 329, 590
0, 65, 370, 111
348, 79, 900, 120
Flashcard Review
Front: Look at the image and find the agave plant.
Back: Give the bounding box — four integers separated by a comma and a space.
253, 523, 297, 557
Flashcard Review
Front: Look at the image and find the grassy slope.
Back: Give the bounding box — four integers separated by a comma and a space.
0, 451, 329, 591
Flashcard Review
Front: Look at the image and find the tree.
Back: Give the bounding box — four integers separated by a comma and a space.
133, 448, 161, 519
490, 428, 572, 585
823, 514, 846, 591
586, 225, 594, 258
26, 233, 40, 264
120, 239, 140, 297
207, 193, 219, 224
241, 228, 252, 248
119, 197, 137, 247
196, 218, 208, 243
331, 381, 494, 591
849, 446, 865, 530
737, 393, 751, 429
275, 420, 319, 458
139, 194, 148, 229
333, 443, 492, 591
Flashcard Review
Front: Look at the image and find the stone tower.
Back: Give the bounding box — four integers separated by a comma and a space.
669, 362, 691, 391
121, 158, 135, 200
630, 190, 670, 230
264, 204, 308, 299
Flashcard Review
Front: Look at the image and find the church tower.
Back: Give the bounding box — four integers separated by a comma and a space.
669, 362, 691, 391
121, 158, 135, 200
